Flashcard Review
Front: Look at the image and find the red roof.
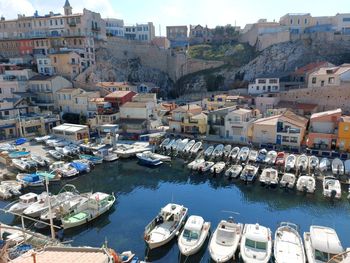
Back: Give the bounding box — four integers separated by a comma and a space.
104, 91, 135, 99
293, 61, 330, 75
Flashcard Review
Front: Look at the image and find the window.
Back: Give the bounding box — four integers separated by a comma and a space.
328, 77, 335, 84
343, 18, 350, 22
4, 110, 9, 116
282, 136, 289, 142
54, 57, 57, 63
345, 125, 349, 131
290, 137, 298, 143
256, 86, 259, 90
245, 239, 267, 250
298, 19, 300, 25
0, 88, 2, 94
312, 77, 316, 84
321, 80, 325, 87
305, 18, 307, 24
290, 19, 293, 25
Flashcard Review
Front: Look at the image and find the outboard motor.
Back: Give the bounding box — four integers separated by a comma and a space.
331, 190, 337, 199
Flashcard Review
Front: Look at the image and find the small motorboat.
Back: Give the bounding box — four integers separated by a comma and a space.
50, 161, 66, 171
248, 150, 258, 162
296, 154, 308, 172
8, 192, 45, 214
178, 139, 190, 152
94, 149, 119, 162
332, 158, 344, 175
259, 168, 279, 187
212, 144, 224, 159
136, 152, 163, 167
159, 138, 170, 150
69, 161, 91, 174
183, 140, 195, 153
264, 150, 277, 165
210, 162, 226, 174
323, 176, 341, 199
12, 159, 30, 172
21, 158, 38, 169
319, 158, 331, 172
16, 173, 44, 187
52, 140, 70, 148
223, 145, 232, 158
209, 218, 243, 263
304, 226, 343, 263
279, 173, 296, 189
0, 185, 12, 199
79, 154, 103, 165
178, 215, 211, 256
190, 141, 202, 155
48, 150, 64, 160
274, 222, 306, 263
187, 158, 205, 170
1, 180, 22, 194
296, 175, 316, 193
9, 151, 30, 159
164, 139, 176, 151
198, 161, 215, 172
240, 165, 259, 182
0, 143, 16, 152
204, 146, 215, 158
144, 203, 188, 249
172, 139, 182, 152
275, 152, 285, 166
308, 156, 319, 171
285, 154, 296, 172
34, 135, 51, 143
344, 159, 350, 175
225, 165, 243, 178
229, 147, 240, 160
237, 147, 250, 162
37, 171, 61, 183
31, 154, 46, 167
240, 223, 272, 263
256, 149, 267, 163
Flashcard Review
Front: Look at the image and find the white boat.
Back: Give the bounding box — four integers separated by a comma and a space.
176, 139, 189, 152
319, 158, 331, 172
0, 185, 14, 199
21, 158, 38, 169
238, 147, 250, 162
248, 150, 258, 162
209, 218, 243, 263
190, 141, 202, 155
198, 161, 215, 172
48, 150, 64, 160
187, 158, 205, 170
114, 143, 152, 158
257, 149, 267, 163
296, 154, 308, 172
1, 181, 22, 197
12, 159, 30, 171
296, 175, 316, 193
8, 192, 46, 214
323, 176, 342, 199
164, 139, 176, 151
210, 162, 226, 174
280, 173, 296, 189
183, 139, 195, 153
178, 215, 211, 256
212, 144, 224, 158
144, 203, 188, 249
34, 135, 51, 143
304, 226, 343, 263
240, 223, 272, 263
308, 156, 319, 171
31, 154, 46, 167
285, 154, 296, 172
225, 165, 243, 178
16, 173, 44, 187
49, 161, 66, 171
265, 150, 277, 165
274, 222, 306, 263
52, 140, 70, 148
223, 145, 232, 158
61, 192, 115, 229
259, 168, 279, 186
240, 165, 259, 182
204, 146, 215, 158
344, 159, 350, 175
0, 143, 16, 152
94, 149, 119, 162
172, 139, 182, 151
1, 180, 22, 192
332, 158, 344, 175
141, 151, 170, 162
159, 138, 170, 150
136, 152, 163, 166
229, 147, 240, 160
62, 145, 79, 156
46, 138, 60, 147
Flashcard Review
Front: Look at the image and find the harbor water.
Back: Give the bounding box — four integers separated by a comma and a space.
1, 158, 350, 262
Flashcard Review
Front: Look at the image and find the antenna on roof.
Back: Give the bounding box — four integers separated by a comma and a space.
159, 24, 161, 36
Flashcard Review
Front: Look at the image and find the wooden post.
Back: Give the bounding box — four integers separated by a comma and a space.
31, 252, 37, 263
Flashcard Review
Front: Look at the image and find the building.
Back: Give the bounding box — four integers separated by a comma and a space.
52, 123, 89, 141
289, 61, 334, 85
124, 22, 155, 42
166, 25, 188, 48
189, 24, 212, 44
203, 94, 252, 111
36, 56, 55, 75
306, 108, 342, 150
48, 50, 82, 79
96, 82, 138, 93
137, 82, 160, 93
279, 13, 314, 34
337, 116, 350, 151
248, 78, 280, 95
104, 90, 136, 108
207, 106, 237, 138
105, 18, 124, 37
308, 64, 350, 88
0, 69, 35, 100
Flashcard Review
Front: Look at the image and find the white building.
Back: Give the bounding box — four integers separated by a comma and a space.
36, 57, 55, 75
52, 123, 89, 141
248, 78, 280, 95
105, 18, 124, 37
124, 22, 155, 42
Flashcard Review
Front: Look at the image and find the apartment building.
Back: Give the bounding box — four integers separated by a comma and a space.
48, 50, 82, 79
166, 25, 188, 48
124, 22, 155, 42
308, 64, 350, 88
105, 18, 124, 37
248, 78, 280, 95
189, 24, 212, 44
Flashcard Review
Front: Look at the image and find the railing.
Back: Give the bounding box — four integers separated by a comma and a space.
277, 128, 301, 134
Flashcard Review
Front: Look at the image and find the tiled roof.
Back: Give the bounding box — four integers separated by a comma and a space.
311, 108, 342, 119
121, 101, 147, 108
293, 61, 330, 75
104, 91, 135, 98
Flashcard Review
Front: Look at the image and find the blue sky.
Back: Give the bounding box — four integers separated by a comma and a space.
0, 0, 348, 35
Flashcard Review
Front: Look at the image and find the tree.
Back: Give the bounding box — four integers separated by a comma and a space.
205, 74, 225, 91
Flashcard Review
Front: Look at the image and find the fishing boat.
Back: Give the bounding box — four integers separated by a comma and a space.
49, 161, 66, 171
16, 173, 44, 187
256, 149, 267, 163
0, 185, 12, 199
319, 158, 331, 172
0, 143, 17, 152
229, 147, 240, 161
172, 139, 182, 152
48, 150, 64, 160
183, 139, 195, 153
144, 203, 188, 249
296, 154, 308, 172
223, 145, 232, 158
332, 158, 344, 175
279, 173, 296, 189
209, 218, 243, 263
240, 165, 259, 182
1, 180, 22, 194
204, 146, 215, 158
308, 156, 319, 171
187, 158, 205, 170
21, 158, 38, 169
175, 139, 188, 153
304, 226, 343, 263
31, 154, 46, 167
12, 159, 30, 171
9, 151, 30, 159
248, 150, 258, 163
46, 138, 61, 147
240, 223, 272, 263
136, 152, 163, 166
296, 175, 316, 193
61, 192, 115, 229
178, 215, 211, 256
198, 161, 215, 172
159, 138, 170, 150
274, 222, 306, 263
94, 149, 119, 162
210, 162, 226, 174
225, 165, 243, 178
190, 141, 202, 155
8, 192, 46, 214
139, 151, 170, 162
34, 135, 51, 143
212, 144, 224, 159
238, 147, 250, 162
52, 140, 70, 148
264, 150, 277, 165
275, 152, 285, 166
114, 143, 152, 158
79, 154, 103, 165
69, 161, 90, 174
285, 154, 296, 172
259, 168, 279, 187
164, 139, 176, 151
323, 176, 342, 199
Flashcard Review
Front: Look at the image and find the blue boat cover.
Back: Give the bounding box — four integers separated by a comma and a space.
15, 138, 27, 145
22, 174, 40, 182
70, 162, 88, 172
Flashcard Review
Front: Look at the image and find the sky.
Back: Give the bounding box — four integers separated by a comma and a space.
0, 0, 348, 35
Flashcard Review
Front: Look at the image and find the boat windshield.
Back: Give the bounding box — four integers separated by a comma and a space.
183, 229, 199, 240
245, 239, 267, 250
315, 250, 336, 262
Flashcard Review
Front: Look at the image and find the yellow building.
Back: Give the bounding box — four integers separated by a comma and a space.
49, 51, 82, 80
337, 116, 350, 151
182, 112, 208, 135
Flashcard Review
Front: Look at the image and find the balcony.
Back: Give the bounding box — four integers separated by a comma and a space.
91, 26, 101, 32
69, 22, 77, 27
277, 128, 301, 134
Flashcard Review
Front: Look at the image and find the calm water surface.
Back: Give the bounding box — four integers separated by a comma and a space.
1, 158, 350, 262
